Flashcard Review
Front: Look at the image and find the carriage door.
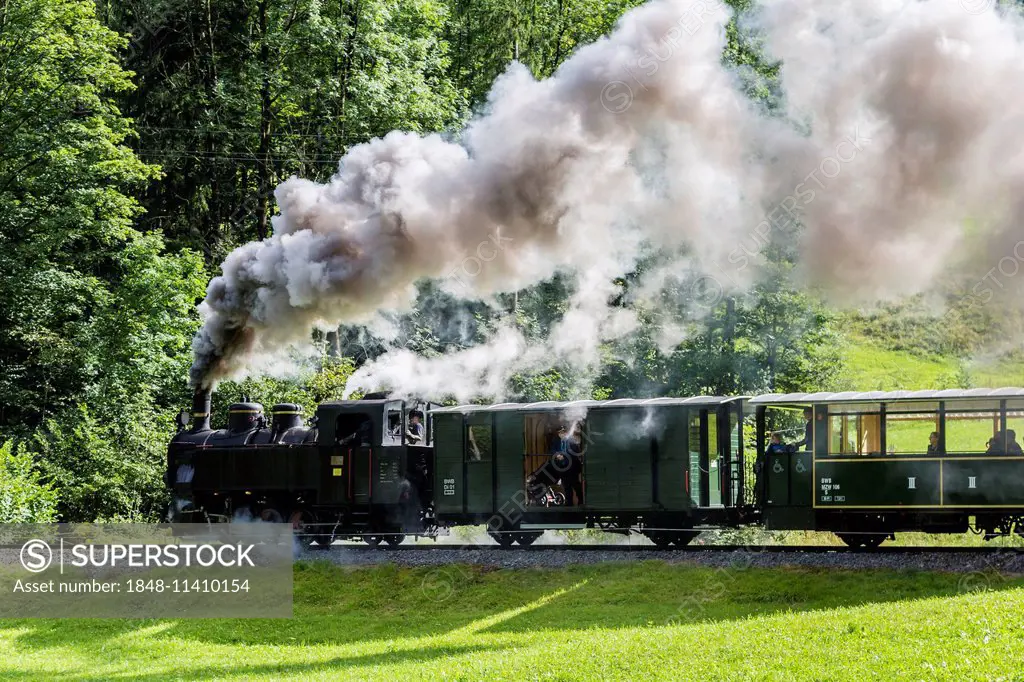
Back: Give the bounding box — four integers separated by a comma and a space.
433, 413, 465, 515
464, 413, 494, 514
332, 410, 374, 505
586, 407, 653, 510
656, 407, 690, 510
373, 401, 406, 504
693, 409, 723, 507
716, 402, 742, 507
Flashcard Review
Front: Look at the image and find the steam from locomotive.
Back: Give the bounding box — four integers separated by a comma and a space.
190, 0, 1024, 391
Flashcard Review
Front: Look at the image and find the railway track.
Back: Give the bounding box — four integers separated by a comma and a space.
325, 543, 1024, 553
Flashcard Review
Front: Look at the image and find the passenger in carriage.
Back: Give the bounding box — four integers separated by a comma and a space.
550, 425, 569, 455
766, 432, 787, 455
986, 433, 1003, 455
1008, 430, 1023, 455
927, 431, 943, 455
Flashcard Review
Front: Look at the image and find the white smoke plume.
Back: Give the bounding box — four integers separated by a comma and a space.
190, 0, 752, 389
192, 0, 1024, 398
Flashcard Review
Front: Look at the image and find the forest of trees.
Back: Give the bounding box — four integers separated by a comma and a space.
0, 0, 1005, 523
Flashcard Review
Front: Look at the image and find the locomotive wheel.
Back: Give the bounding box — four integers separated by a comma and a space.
384, 534, 405, 547
488, 531, 516, 548
836, 532, 887, 549
233, 506, 254, 522
363, 535, 384, 547
259, 508, 284, 523
289, 510, 330, 550
515, 532, 543, 546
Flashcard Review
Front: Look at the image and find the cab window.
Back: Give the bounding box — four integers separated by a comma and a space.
383, 401, 404, 445
335, 412, 372, 447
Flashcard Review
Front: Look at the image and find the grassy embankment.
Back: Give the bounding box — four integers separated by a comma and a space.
840, 332, 1024, 391
1, 561, 1023, 680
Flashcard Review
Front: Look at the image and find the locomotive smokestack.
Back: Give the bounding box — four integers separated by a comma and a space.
191, 388, 212, 432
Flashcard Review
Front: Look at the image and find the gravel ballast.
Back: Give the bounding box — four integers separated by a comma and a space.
303, 544, 1024, 575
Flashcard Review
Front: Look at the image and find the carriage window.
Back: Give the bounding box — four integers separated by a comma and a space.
884, 412, 939, 455
764, 405, 813, 451
466, 418, 492, 462
707, 413, 721, 505
689, 413, 700, 506
827, 414, 881, 455
945, 411, 999, 454
829, 415, 856, 454
1005, 411, 1024, 455
708, 415, 718, 462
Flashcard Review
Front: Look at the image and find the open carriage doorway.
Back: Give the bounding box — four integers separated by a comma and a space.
523, 412, 587, 508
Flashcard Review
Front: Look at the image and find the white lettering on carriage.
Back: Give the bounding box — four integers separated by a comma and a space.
968, 476, 977, 489
907, 477, 916, 490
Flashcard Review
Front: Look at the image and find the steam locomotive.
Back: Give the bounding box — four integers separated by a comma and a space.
167, 387, 1024, 548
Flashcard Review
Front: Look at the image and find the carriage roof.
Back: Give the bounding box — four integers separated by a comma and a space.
748, 387, 1024, 405
429, 396, 741, 414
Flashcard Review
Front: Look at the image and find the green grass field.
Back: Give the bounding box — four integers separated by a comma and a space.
840, 334, 1024, 392
1, 561, 1023, 681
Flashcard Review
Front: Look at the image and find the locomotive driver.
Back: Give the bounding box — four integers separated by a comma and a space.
406, 410, 425, 444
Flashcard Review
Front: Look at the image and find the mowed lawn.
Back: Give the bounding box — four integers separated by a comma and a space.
1, 560, 1023, 681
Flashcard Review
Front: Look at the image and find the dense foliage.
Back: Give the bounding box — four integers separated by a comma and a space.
0, 441, 58, 523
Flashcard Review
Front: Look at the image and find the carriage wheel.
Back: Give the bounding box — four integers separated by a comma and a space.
363, 535, 384, 547
645, 532, 674, 548
672, 530, 699, 547
836, 532, 887, 549
515, 532, 543, 546
488, 531, 516, 548
384, 534, 405, 547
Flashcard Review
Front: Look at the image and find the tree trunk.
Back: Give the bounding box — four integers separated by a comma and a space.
724, 297, 736, 393
325, 330, 340, 357
256, 0, 273, 240
337, 0, 360, 149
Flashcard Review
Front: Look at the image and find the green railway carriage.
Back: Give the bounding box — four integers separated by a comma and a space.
429, 396, 751, 546
750, 389, 1024, 547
